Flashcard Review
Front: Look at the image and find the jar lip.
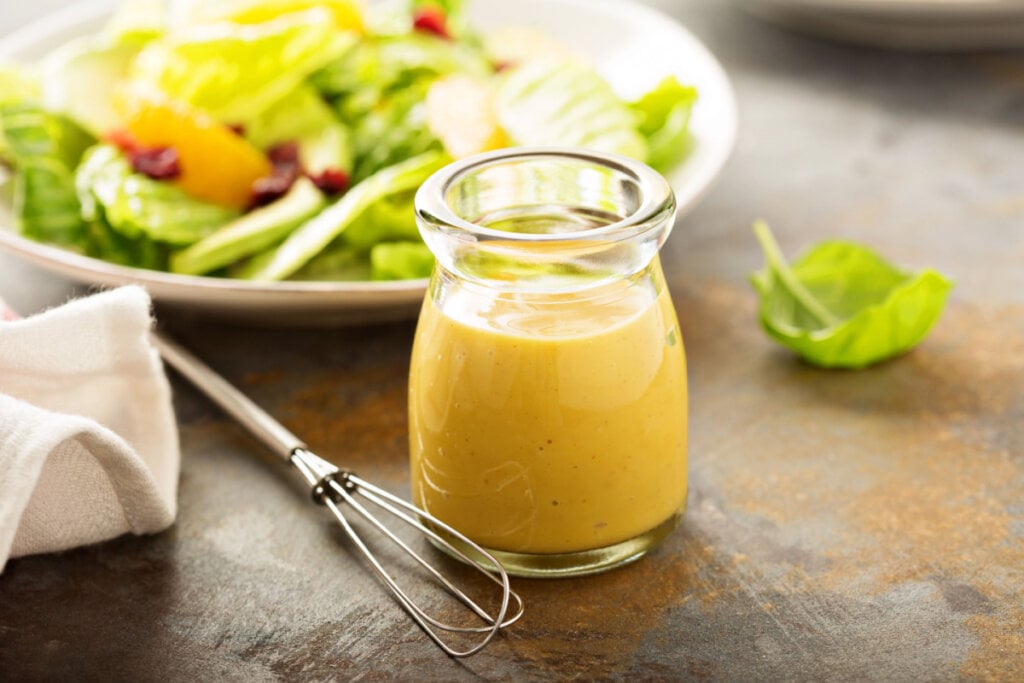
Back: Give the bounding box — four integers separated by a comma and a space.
414, 146, 675, 242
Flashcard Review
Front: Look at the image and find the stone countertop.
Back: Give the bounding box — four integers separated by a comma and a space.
2, 0, 1023, 679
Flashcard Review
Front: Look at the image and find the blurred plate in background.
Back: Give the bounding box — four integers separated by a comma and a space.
741, 0, 1024, 49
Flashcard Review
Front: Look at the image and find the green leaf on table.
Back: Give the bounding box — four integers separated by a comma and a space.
631, 76, 697, 173
750, 220, 953, 368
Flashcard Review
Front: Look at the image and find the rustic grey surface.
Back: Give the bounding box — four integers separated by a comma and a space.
2, 0, 1024, 680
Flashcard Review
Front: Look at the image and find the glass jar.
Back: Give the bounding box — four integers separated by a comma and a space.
409, 148, 687, 577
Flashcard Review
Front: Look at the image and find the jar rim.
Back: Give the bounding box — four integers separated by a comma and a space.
414, 146, 675, 243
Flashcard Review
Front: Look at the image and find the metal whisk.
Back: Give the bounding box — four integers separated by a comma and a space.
152, 331, 523, 658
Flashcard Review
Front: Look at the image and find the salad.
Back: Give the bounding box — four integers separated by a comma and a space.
0, 0, 698, 282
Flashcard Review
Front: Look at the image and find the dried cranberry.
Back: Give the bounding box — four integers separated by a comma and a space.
267, 141, 301, 168
309, 168, 349, 196
227, 123, 246, 137
251, 165, 300, 206
412, 6, 450, 40
131, 147, 181, 180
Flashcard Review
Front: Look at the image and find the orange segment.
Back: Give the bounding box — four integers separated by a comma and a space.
121, 92, 271, 209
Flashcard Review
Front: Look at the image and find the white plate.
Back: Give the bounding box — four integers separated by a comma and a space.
0, 0, 736, 325
741, 0, 1024, 49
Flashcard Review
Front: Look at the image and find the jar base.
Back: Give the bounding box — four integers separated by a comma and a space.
428, 510, 683, 579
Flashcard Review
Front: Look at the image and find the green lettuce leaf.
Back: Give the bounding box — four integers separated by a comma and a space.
631, 76, 697, 173
40, 37, 141, 137
285, 243, 372, 281
237, 150, 446, 280
0, 103, 93, 244
0, 102, 93, 169
0, 63, 40, 107
129, 8, 356, 124
350, 81, 441, 181
102, 0, 165, 46
82, 211, 168, 270
750, 220, 954, 369
76, 144, 239, 246
370, 240, 433, 280
341, 188, 419, 252
170, 176, 325, 275
311, 33, 489, 106
311, 34, 488, 180
245, 84, 352, 175
495, 58, 647, 161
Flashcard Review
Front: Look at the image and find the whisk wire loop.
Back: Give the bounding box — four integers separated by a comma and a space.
153, 331, 523, 659
330, 471, 524, 631
292, 449, 522, 657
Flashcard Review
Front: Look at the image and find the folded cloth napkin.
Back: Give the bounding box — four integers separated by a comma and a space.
0, 286, 179, 571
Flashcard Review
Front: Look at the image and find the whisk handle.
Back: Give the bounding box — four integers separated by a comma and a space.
152, 330, 304, 460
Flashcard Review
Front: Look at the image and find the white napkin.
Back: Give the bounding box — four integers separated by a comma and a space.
0, 286, 179, 571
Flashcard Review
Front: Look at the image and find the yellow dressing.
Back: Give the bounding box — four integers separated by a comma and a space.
408, 267, 687, 554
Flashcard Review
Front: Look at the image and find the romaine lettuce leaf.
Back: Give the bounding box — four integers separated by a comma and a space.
310, 33, 490, 180
103, 0, 165, 46
76, 144, 239, 246
0, 103, 93, 244
341, 188, 419, 252
350, 81, 441, 181
170, 176, 325, 275
238, 150, 446, 280
631, 76, 697, 173
82, 210, 168, 270
10, 158, 85, 246
245, 84, 352, 175
129, 8, 356, 124
0, 102, 93, 169
286, 242, 372, 281
370, 240, 433, 280
311, 33, 490, 106
495, 58, 647, 161
171, 0, 364, 33
750, 221, 954, 369
0, 63, 40, 107
40, 37, 141, 136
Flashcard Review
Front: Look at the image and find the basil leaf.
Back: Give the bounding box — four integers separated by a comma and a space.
750, 220, 953, 368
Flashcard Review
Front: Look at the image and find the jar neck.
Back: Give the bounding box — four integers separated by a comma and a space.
430, 256, 669, 309
415, 148, 677, 294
